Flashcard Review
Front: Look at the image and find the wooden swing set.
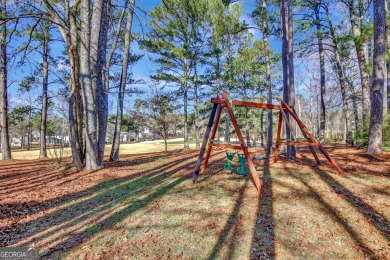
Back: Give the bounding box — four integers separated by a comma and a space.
192, 92, 342, 195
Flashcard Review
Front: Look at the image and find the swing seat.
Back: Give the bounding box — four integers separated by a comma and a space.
236, 154, 249, 175
224, 152, 237, 170
227, 159, 241, 167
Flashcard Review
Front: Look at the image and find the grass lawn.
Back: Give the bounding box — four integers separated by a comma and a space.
0, 146, 389, 259
1, 139, 196, 160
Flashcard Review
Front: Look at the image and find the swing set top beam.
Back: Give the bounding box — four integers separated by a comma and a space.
211, 98, 280, 110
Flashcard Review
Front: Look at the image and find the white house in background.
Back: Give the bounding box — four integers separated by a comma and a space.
46, 135, 70, 145
106, 127, 155, 143
11, 137, 21, 147
11, 136, 32, 147
120, 132, 128, 142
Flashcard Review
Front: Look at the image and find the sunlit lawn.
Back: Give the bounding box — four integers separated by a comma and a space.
1, 139, 196, 160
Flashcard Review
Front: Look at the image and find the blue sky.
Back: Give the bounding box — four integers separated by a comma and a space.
115, 0, 279, 112
7, 0, 305, 115
130, 0, 271, 85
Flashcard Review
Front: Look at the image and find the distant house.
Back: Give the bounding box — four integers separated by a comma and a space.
11, 136, 30, 147
46, 135, 69, 145
106, 128, 155, 143
11, 137, 21, 147
120, 132, 128, 142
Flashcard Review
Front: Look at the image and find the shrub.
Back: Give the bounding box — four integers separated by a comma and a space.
357, 117, 370, 148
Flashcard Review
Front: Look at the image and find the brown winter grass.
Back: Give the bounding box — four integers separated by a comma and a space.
0, 146, 389, 259
1, 140, 196, 160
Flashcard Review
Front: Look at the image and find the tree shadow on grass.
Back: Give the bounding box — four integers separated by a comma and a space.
0, 151, 186, 201
284, 165, 384, 258
189, 150, 227, 184
40, 174, 190, 258
0, 161, 71, 195
0, 159, 54, 177
207, 178, 249, 260
206, 158, 276, 259
251, 159, 275, 260
0, 149, 223, 221
312, 167, 390, 241
299, 153, 390, 241
297, 146, 390, 178
0, 150, 199, 256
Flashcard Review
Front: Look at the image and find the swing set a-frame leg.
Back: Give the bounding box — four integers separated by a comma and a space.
202, 104, 223, 174
281, 101, 342, 174
274, 110, 283, 163
291, 107, 321, 165
223, 92, 262, 194
192, 103, 221, 185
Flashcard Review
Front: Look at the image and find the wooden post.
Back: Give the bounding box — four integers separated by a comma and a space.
192, 103, 219, 184
222, 92, 262, 194
274, 109, 283, 163
281, 101, 342, 174
201, 104, 223, 173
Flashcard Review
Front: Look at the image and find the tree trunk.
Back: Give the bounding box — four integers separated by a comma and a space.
110, 0, 135, 161
347, 0, 370, 123
215, 53, 222, 140
0, 1, 11, 160
224, 35, 233, 143
194, 61, 200, 149
68, 11, 84, 171
80, 0, 99, 170
367, 0, 386, 154
315, 4, 326, 144
251, 106, 256, 143
216, 53, 221, 95
183, 57, 189, 149
261, 0, 273, 156
386, 0, 390, 114
105, 0, 129, 158
260, 109, 264, 146
245, 107, 250, 146
386, 53, 390, 114
183, 88, 189, 148
280, 0, 296, 159
346, 74, 360, 143
39, 20, 50, 158
307, 78, 315, 135
28, 107, 32, 150
224, 112, 230, 142
367, 13, 374, 90
43, 0, 84, 169
89, 0, 109, 166
316, 85, 320, 138
96, 0, 110, 165
326, 6, 352, 145
68, 50, 83, 170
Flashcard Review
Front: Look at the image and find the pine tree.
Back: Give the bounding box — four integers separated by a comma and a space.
110, 0, 136, 161
0, 0, 11, 159
280, 0, 296, 159
367, 0, 386, 154
142, 0, 203, 149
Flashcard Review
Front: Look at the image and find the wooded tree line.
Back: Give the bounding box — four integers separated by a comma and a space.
0, 0, 137, 170
0, 0, 388, 171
